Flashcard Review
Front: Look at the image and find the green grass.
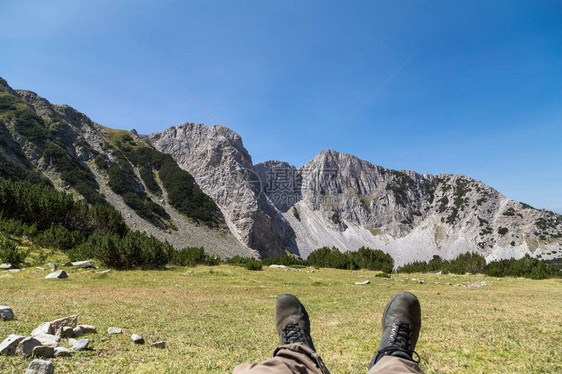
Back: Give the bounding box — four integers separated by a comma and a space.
1, 266, 561, 373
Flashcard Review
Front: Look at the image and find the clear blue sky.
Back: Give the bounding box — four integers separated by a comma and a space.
1, 1, 561, 212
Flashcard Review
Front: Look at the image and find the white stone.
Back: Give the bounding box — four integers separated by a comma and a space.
107, 327, 122, 334
131, 334, 144, 344
25, 359, 54, 374
44, 270, 68, 279
0, 334, 25, 355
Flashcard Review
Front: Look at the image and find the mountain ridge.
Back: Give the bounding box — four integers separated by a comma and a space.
1, 77, 561, 265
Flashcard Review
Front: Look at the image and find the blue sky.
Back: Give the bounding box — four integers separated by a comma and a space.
1, 0, 561, 212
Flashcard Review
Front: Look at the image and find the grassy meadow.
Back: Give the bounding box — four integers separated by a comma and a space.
1, 265, 561, 373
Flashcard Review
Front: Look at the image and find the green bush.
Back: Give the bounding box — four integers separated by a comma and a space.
0, 235, 30, 268
77, 231, 173, 270
244, 258, 263, 271
170, 247, 218, 267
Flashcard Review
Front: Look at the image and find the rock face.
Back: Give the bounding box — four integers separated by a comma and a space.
146, 123, 295, 258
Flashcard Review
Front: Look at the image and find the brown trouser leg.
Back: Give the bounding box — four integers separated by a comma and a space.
233, 343, 422, 374
367, 355, 424, 374
232, 343, 330, 374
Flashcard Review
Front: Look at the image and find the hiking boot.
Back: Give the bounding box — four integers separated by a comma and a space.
369, 292, 421, 368
275, 294, 316, 351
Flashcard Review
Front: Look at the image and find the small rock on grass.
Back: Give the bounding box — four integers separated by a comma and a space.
107, 327, 122, 334
0, 305, 14, 320
32, 346, 54, 358
16, 337, 42, 357
54, 346, 71, 357
25, 359, 54, 374
0, 334, 25, 355
33, 334, 60, 348
150, 341, 166, 349
31, 322, 54, 336
73, 326, 84, 337
0, 263, 11, 269
79, 325, 97, 334
72, 338, 89, 351
50, 315, 78, 330
56, 326, 74, 338
44, 270, 68, 279
355, 280, 370, 285
131, 334, 144, 344
71, 260, 94, 268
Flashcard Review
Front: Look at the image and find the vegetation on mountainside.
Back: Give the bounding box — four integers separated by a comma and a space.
107, 132, 222, 227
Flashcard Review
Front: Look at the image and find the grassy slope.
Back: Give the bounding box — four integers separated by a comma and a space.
1, 266, 560, 373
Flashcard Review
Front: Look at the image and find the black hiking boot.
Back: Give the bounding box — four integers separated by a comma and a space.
275, 294, 316, 351
369, 291, 421, 368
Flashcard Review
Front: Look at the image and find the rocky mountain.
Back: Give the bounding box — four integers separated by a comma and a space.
147, 125, 562, 267
0, 77, 253, 258
2, 77, 561, 266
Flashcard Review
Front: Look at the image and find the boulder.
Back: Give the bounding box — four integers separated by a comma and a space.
107, 327, 122, 335
25, 359, 54, 374
72, 338, 89, 351
0, 305, 14, 320
33, 334, 60, 348
31, 322, 54, 336
56, 326, 74, 339
32, 345, 54, 358
54, 346, 71, 357
0, 263, 11, 269
44, 270, 68, 279
150, 341, 166, 349
0, 334, 25, 355
131, 334, 145, 344
50, 315, 78, 330
16, 337, 42, 357
71, 260, 94, 268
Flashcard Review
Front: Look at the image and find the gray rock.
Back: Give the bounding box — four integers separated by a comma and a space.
25, 359, 54, 374
79, 325, 97, 334
73, 326, 84, 337
46, 263, 56, 271
16, 337, 42, 357
150, 341, 166, 349
32, 345, 54, 358
71, 338, 89, 351
131, 334, 144, 344
54, 346, 71, 357
31, 322, 54, 336
0, 305, 14, 320
0, 263, 11, 269
99, 269, 113, 274
50, 315, 78, 330
71, 260, 94, 268
44, 270, 68, 279
62, 262, 73, 267
56, 326, 74, 338
8, 268, 21, 272
355, 280, 370, 285
0, 334, 25, 355
33, 333, 60, 348
107, 327, 122, 335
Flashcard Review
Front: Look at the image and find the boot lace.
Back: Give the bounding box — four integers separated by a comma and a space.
378, 321, 420, 363
282, 323, 307, 345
